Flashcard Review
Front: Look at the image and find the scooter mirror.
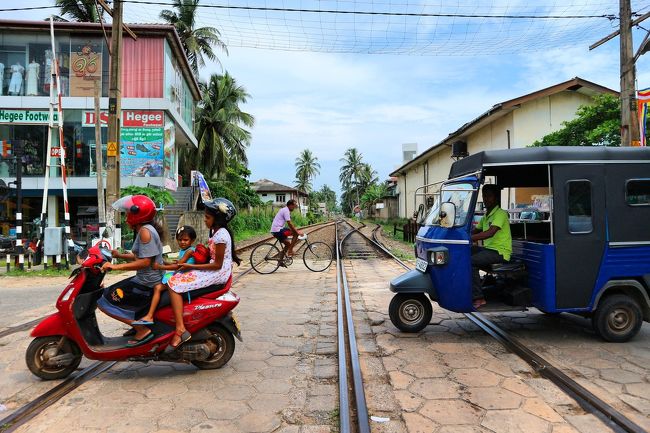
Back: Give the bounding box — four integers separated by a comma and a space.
99, 248, 113, 262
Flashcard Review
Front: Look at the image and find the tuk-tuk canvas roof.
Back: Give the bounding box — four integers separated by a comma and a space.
449, 147, 650, 179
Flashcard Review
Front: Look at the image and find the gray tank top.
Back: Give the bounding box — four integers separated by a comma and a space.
131, 224, 164, 287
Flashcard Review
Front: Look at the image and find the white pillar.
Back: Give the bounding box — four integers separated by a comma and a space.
47, 195, 58, 227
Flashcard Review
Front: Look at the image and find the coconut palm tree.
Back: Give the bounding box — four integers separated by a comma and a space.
295, 149, 320, 193
339, 148, 365, 206
182, 72, 254, 179
54, 0, 103, 22
160, 0, 227, 74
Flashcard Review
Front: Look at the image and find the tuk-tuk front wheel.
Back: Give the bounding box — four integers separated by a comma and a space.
389, 293, 433, 333
592, 294, 643, 343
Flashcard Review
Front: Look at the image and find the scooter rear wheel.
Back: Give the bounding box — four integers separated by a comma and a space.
191, 325, 235, 370
26, 336, 82, 380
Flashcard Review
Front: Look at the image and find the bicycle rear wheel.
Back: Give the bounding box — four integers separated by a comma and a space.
250, 243, 281, 274
303, 242, 333, 272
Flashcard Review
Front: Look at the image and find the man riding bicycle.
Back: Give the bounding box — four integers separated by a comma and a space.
271, 199, 303, 265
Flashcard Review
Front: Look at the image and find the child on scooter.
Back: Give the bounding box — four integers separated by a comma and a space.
132, 225, 197, 326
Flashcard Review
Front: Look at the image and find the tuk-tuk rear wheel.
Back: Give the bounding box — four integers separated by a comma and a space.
389, 294, 433, 333
592, 294, 643, 343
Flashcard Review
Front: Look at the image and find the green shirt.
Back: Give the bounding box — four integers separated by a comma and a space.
477, 205, 512, 261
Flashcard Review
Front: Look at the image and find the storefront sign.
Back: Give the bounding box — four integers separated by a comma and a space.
82, 110, 164, 127
70, 43, 102, 97
50, 147, 66, 158
0, 110, 59, 124
120, 127, 164, 177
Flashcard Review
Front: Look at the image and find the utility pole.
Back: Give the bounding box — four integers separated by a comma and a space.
591, 0, 647, 146
620, 0, 640, 146
94, 79, 106, 237
95, 0, 135, 249
106, 0, 124, 248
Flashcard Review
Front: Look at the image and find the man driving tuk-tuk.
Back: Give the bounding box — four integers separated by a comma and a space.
389, 146, 650, 342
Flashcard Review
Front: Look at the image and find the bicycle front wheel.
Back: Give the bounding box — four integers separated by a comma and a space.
303, 241, 333, 272
250, 243, 281, 274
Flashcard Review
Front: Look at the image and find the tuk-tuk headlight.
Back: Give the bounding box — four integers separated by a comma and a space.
429, 250, 448, 265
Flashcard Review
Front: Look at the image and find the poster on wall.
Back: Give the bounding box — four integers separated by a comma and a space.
120, 127, 164, 177
163, 121, 177, 190
70, 42, 102, 97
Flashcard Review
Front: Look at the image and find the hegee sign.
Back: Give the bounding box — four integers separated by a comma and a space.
82, 110, 164, 127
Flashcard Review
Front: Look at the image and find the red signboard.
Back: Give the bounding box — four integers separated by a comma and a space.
83, 110, 164, 128
50, 147, 65, 158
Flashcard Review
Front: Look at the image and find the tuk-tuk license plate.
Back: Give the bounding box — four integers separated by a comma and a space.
415, 258, 428, 273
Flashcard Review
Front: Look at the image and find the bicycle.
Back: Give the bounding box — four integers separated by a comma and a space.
250, 233, 333, 274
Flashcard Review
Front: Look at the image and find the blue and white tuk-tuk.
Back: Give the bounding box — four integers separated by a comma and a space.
389, 147, 650, 342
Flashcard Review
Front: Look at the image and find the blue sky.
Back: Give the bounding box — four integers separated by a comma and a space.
6, 1, 650, 198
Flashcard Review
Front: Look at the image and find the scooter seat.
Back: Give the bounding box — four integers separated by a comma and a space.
488, 260, 525, 273
157, 283, 227, 309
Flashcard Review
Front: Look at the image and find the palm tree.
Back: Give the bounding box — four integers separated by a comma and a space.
339, 148, 364, 207
183, 72, 254, 179
295, 149, 320, 193
55, 0, 103, 22
160, 0, 227, 73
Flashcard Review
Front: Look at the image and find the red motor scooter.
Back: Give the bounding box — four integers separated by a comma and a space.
25, 246, 241, 380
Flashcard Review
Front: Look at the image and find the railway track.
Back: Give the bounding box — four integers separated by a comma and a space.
0, 221, 335, 432
371, 232, 647, 433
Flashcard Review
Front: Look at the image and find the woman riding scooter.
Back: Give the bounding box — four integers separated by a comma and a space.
97, 195, 165, 347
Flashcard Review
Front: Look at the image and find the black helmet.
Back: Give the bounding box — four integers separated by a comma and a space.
204, 198, 237, 222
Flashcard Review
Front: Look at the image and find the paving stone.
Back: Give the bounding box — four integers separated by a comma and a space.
402, 363, 450, 379
309, 384, 337, 396
189, 421, 236, 433
305, 395, 337, 412
625, 382, 650, 399
203, 400, 250, 420
441, 353, 486, 369
619, 393, 650, 415
408, 378, 461, 400
389, 370, 414, 389
214, 384, 255, 401
255, 378, 294, 394
232, 360, 269, 373
481, 409, 550, 433
394, 390, 423, 412
402, 412, 437, 433
270, 347, 297, 356
437, 426, 489, 433
313, 364, 337, 379
267, 356, 299, 368
234, 411, 282, 433
599, 368, 642, 384
275, 427, 300, 433
249, 393, 291, 413
565, 414, 613, 433
300, 426, 332, 433
501, 377, 538, 397
450, 369, 501, 388
526, 378, 576, 406
552, 425, 580, 433
467, 387, 523, 410
419, 399, 483, 425
483, 359, 517, 377
522, 398, 564, 423
157, 407, 207, 431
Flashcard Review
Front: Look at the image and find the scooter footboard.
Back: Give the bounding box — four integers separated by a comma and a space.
390, 269, 437, 300
30, 313, 66, 337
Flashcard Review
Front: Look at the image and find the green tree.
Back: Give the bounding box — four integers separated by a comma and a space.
54, 0, 103, 22
309, 184, 337, 214
339, 148, 365, 208
182, 72, 254, 180
532, 94, 621, 147
160, 0, 227, 74
207, 162, 262, 209
361, 183, 388, 215
294, 149, 321, 193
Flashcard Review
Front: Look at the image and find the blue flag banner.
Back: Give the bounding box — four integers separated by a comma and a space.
193, 171, 213, 203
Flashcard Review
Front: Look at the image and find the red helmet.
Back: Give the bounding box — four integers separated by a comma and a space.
112, 195, 157, 227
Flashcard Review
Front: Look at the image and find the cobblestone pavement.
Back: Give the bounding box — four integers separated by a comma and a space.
345, 258, 650, 433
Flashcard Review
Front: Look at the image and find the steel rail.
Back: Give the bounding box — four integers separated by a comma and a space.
369, 233, 646, 433
237, 220, 335, 252
335, 220, 371, 433
0, 361, 116, 433
0, 318, 45, 340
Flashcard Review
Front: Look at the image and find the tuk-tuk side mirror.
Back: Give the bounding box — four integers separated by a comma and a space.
440, 202, 456, 228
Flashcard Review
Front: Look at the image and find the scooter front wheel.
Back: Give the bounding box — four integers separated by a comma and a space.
191, 324, 235, 370
26, 336, 82, 380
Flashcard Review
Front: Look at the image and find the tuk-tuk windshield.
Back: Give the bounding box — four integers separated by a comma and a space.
423, 183, 475, 227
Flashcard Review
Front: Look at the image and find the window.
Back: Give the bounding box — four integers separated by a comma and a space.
626, 179, 650, 206
276, 194, 286, 203
423, 183, 475, 227
567, 180, 592, 233
262, 193, 267, 197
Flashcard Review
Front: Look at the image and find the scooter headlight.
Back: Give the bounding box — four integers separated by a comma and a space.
429, 250, 448, 265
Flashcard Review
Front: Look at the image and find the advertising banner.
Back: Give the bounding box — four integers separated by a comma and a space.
163, 121, 177, 190
120, 127, 164, 177
82, 110, 164, 127
70, 43, 102, 97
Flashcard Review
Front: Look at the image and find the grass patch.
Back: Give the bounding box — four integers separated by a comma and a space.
1, 266, 73, 277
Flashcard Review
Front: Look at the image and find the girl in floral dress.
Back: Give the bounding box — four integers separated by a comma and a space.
165, 198, 242, 351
